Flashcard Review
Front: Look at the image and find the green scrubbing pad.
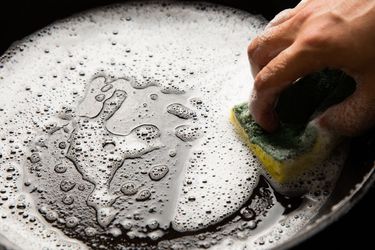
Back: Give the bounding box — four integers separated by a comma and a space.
230, 69, 356, 183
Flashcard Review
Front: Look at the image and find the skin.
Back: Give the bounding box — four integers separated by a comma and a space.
248, 0, 375, 136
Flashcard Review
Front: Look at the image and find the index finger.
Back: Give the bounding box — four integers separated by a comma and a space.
250, 43, 323, 132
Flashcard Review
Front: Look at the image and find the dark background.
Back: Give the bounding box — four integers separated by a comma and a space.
0, 0, 373, 249
1, 0, 300, 52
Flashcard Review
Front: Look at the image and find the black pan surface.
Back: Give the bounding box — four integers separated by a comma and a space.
0, 1, 373, 249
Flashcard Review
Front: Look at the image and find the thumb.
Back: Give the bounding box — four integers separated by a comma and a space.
317, 79, 375, 136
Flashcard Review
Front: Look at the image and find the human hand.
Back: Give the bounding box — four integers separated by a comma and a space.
248, 0, 375, 136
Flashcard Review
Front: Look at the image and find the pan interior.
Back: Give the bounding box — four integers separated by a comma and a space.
0, 1, 352, 249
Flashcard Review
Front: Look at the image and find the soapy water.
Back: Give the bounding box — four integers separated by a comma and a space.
24, 74, 209, 240
0, 1, 347, 249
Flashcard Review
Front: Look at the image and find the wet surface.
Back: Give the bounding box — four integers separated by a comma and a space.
0, 1, 349, 249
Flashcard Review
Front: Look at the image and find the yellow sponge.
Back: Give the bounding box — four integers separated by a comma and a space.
230, 106, 335, 183
231, 69, 356, 183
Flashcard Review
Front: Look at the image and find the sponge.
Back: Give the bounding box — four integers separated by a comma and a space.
230, 69, 356, 183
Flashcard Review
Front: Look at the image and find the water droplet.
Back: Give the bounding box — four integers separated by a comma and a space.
150, 93, 158, 100
136, 189, 151, 201
109, 227, 122, 237
146, 219, 159, 230
168, 149, 177, 157
240, 207, 255, 220
188, 196, 196, 202
148, 230, 164, 241
62, 195, 74, 205
95, 94, 105, 102
54, 163, 67, 173
60, 180, 76, 192
84, 227, 97, 237
103, 140, 116, 151
58, 142, 67, 149
149, 165, 169, 181
16, 203, 26, 210
121, 182, 138, 196
38, 206, 48, 214
120, 219, 133, 230
175, 125, 201, 142
45, 210, 59, 221
29, 153, 41, 163
101, 84, 113, 92
78, 184, 85, 191
65, 216, 79, 228
167, 103, 195, 119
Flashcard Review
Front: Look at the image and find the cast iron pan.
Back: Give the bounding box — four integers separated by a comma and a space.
0, 1, 373, 249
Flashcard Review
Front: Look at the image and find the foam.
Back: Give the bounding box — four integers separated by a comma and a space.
0, 1, 346, 249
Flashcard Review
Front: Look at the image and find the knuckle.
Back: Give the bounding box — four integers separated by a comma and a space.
297, 12, 343, 50
247, 39, 258, 56
253, 77, 263, 92
294, 8, 313, 23
328, 11, 345, 24
300, 32, 330, 48
248, 36, 262, 58
291, 45, 309, 62
273, 8, 292, 21
249, 28, 291, 65
261, 53, 288, 78
253, 68, 274, 92
248, 32, 271, 55
248, 40, 264, 68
